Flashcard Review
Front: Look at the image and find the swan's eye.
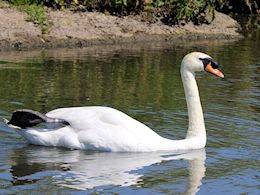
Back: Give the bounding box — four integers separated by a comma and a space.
200, 58, 220, 69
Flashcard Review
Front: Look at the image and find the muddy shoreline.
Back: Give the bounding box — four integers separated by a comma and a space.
0, 3, 242, 51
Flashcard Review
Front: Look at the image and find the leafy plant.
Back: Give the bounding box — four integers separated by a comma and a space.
158, 0, 225, 25
23, 4, 51, 34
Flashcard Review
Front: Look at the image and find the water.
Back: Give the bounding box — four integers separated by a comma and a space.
0, 20, 259, 194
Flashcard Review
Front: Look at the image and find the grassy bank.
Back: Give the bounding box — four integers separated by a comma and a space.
5, 1, 259, 26
0, 0, 243, 51
2, 1, 51, 34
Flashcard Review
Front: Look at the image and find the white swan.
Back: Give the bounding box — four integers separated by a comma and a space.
7, 52, 224, 152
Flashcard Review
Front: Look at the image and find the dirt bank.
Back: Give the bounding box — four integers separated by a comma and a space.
0, 2, 242, 51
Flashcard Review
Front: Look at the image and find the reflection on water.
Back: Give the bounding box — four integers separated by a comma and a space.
0, 16, 259, 194
8, 147, 205, 192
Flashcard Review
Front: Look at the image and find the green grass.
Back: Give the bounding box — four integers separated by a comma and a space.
23, 4, 52, 34
4, 0, 52, 34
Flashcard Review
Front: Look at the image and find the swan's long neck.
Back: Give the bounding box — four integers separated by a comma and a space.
156, 65, 207, 151
181, 67, 206, 140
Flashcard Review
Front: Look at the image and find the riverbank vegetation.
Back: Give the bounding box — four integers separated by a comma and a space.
23, 4, 51, 34
6, 1, 260, 25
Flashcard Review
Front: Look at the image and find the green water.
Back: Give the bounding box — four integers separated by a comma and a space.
0, 20, 259, 194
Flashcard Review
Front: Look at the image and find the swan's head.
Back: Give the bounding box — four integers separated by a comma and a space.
181, 52, 224, 78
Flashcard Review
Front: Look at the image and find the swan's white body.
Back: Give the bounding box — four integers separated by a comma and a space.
12, 52, 224, 152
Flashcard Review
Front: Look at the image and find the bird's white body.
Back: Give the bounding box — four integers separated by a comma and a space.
19, 106, 205, 152
11, 52, 223, 152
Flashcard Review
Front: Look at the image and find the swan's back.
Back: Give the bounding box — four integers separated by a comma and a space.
47, 106, 148, 132
46, 107, 162, 151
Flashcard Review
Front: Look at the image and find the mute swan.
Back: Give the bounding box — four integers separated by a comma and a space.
7, 52, 224, 152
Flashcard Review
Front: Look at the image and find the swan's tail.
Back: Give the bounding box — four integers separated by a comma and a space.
7, 109, 70, 129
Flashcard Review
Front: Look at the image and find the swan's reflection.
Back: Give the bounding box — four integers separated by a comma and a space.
9, 147, 206, 192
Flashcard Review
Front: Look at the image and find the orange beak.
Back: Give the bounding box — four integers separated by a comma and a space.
205, 63, 224, 78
